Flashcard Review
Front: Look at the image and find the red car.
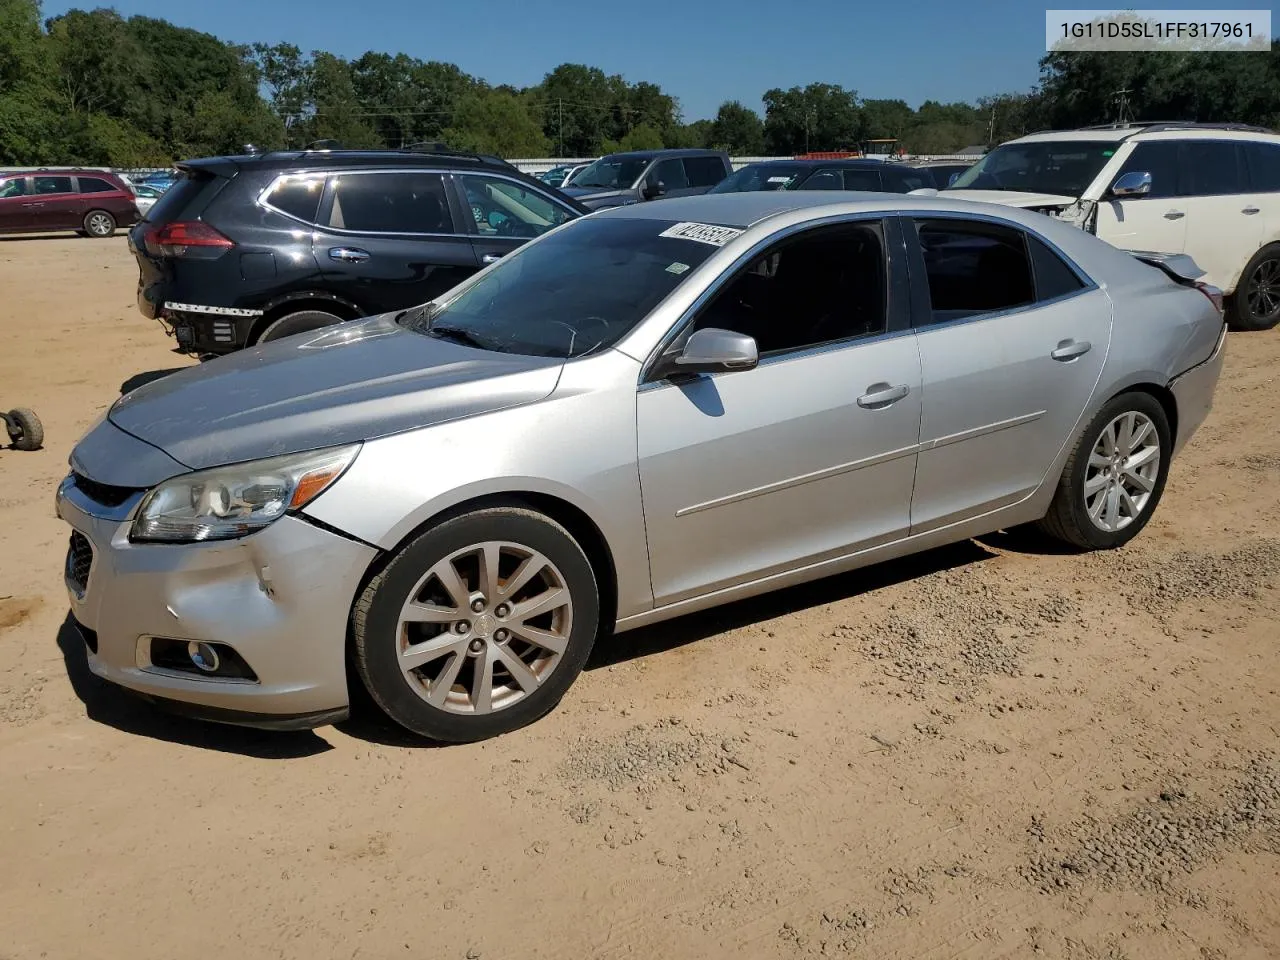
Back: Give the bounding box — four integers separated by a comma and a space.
0, 169, 141, 238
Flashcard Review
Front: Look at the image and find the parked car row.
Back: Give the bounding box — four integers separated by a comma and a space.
0, 170, 140, 238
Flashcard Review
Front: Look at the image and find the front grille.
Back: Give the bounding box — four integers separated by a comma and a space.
67, 532, 93, 594
73, 472, 140, 508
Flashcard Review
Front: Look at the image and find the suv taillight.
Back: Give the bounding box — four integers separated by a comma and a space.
1195, 281, 1224, 315
143, 221, 234, 258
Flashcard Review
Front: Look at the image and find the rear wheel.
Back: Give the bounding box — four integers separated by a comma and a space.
1036, 392, 1170, 550
83, 210, 115, 238
254, 309, 343, 344
353, 506, 599, 742
1231, 244, 1280, 331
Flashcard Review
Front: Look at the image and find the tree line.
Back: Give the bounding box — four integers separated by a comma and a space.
2, 0, 1279, 168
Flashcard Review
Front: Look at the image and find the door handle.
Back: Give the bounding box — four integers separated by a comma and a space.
1242, 205, 1261, 215
20, 202, 44, 208
856, 382, 910, 409
1163, 209, 1185, 220
481, 253, 503, 265
1051, 338, 1092, 362
328, 247, 370, 263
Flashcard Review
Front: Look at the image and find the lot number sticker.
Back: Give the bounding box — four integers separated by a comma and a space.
659, 222, 745, 246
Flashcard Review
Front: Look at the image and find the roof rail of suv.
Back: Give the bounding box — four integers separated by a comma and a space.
1077, 121, 1274, 135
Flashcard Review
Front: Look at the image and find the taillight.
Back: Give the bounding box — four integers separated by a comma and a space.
1195, 281, 1224, 315
143, 220, 233, 258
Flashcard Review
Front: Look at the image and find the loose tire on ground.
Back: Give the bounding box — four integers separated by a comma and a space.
353, 506, 600, 743
1036, 391, 1171, 551
6, 408, 44, 451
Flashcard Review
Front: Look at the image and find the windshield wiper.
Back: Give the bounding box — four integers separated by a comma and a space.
397, 301, 439, 331
427, 323, 495, 351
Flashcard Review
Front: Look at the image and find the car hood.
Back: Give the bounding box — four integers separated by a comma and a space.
942, 189, 1079, 209
105, 313, 565, 472
561, 186, 638, 208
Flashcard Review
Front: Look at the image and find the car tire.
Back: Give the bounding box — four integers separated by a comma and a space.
254, 309, 343, 344
1036, 391, 1171, 551
353, 505, 600, 743
83, 210, 115, 238
6, 408, 44, 451
1230, 244, 1280, 331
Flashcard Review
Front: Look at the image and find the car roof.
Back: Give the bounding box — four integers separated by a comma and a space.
600, 148, 726, 160
1007, 123, 1280, 147
739, 158, 901, 169
184, 149, 520, 173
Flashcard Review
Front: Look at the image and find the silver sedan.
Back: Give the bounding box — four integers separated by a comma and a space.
56, 193, 1227, 742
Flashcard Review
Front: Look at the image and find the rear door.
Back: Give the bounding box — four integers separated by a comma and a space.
455, 173, 578, 267
30, 175, 83, 230
0, 176, 33, 231
1175, 140, 1263, 293
310, 169, 479, 315
905, 216, 1111, 532
684, 155, 731, 193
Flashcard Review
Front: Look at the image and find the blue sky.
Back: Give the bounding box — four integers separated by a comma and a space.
40, 0, 1238, 120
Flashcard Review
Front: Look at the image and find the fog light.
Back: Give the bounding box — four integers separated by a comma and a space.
188, 641, 221, 673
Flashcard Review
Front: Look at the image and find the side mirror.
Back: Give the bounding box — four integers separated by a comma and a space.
643, 179, 666, 200
660, 327, 758, 379
1110, 171, 1152, 198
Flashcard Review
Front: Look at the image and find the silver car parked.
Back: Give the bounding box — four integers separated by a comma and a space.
57, 193, 1227, 742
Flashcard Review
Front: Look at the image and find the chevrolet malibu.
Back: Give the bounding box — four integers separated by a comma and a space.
56, 193, 1227, 743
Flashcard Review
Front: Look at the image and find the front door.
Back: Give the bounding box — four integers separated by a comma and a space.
905, 217, 1112, 533
454, 173, 578, 268
310, 170, 479, 316
0, 176, 32, 232
637, 220, 922, 604
1094, 140, 1187, 257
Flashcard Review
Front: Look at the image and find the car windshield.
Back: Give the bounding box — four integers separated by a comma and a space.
709, 163, 807, 193
570, 156, 649, 190
948, 140, 1117, 197
399, 217, 719, 359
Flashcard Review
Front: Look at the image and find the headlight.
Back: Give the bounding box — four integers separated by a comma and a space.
130, 445, 359, 543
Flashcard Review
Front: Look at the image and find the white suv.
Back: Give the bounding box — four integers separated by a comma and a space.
947, 122, 1280, 330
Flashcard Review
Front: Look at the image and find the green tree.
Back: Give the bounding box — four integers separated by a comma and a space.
709, 101, 764, 154
443, 89, 550, 156
860, 98, 914, 139
762, 83, 864, 154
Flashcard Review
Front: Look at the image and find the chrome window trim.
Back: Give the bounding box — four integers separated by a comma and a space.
905, 209, 1100, 334
637, 211, 893, 384
256, 167, 468, 239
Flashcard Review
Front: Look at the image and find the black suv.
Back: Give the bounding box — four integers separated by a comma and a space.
709, 158, 937, 194
561, 148, 732, 209
129, 148, 589, 357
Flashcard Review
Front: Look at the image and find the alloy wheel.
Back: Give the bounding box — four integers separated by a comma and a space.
1247, 258, 1280, 323
395, 541, 573, 714
87, 213, 113, 236
1083, 411, 1162, 533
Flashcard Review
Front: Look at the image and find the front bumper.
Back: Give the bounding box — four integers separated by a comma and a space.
1169, 321, 1228, 456
55, 474, 378, 726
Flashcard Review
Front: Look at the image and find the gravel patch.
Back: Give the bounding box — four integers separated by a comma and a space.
558, 720, 749, 791
1023, 755, 1280, 893
1121, 540, 1280, 615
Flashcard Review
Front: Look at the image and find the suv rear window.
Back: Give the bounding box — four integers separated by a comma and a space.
328, 172, 454, 234
144, 170, 219, 224
262, 175, 324, 223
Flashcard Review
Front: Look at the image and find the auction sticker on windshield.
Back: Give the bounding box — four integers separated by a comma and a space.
659, 222, 745, 246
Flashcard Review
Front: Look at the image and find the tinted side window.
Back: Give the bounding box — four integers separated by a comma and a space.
691, 222, 887, 354
1244, 141, 1280, 192
649, 158, 690, 190
915, 220, 1034, 323
841, 169, 884, 191
890, 168, 933, 191
0, 178, 28, 198
1181, 141, 1245, 196
78, 177, 116, 194
797, 168, 845, 190
461, 175, 573, 238
34, 176, 73, 195
685, 156, 728, 187
263, 175, 324, 223
1028, 234, 1086, 301
327, 172, 454, 234
1114, 141, 1180, 198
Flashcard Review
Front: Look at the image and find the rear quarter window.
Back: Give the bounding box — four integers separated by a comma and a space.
143, 170, 223, 224
77, 177, 118, 194
261, 175, 324, 223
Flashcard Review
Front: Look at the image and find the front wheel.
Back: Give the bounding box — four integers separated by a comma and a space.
83, 210, 115, 238
1231, 244, 1280, 331
1036, 392, 1171, 550
353, 506, 600, 742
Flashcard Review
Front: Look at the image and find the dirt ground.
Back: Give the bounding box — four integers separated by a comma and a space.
1, 233, 1278, 960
